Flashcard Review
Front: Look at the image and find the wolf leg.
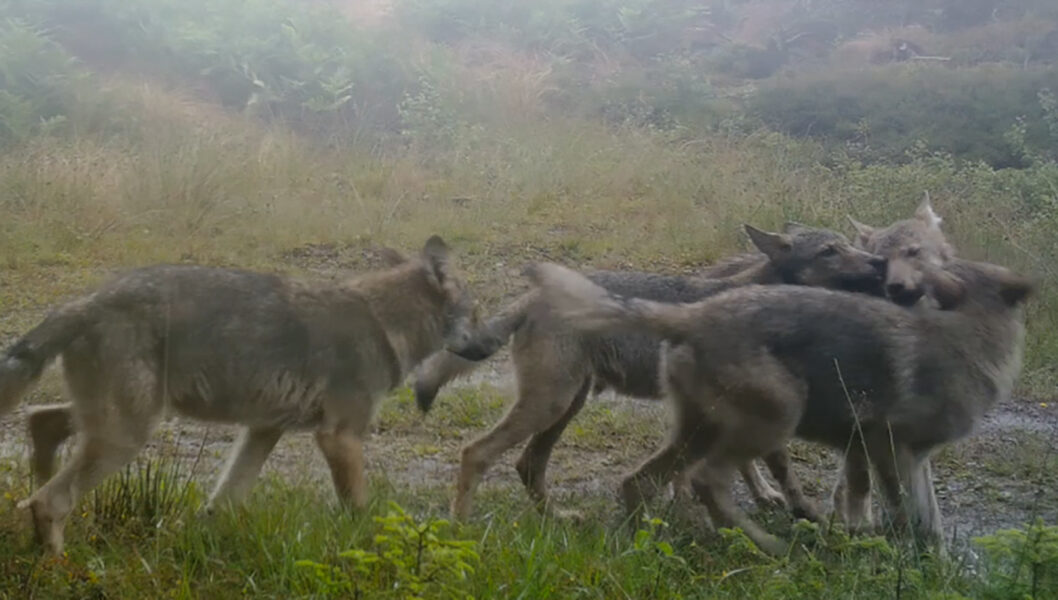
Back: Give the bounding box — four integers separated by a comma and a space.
693, 457, 786, 556
514, 377, 591, 510
452, 361, 587, 521
26, 403, 75, 486
622, 432, 705, 527
741, 460, 787, 510
762, 449, 820, 521
205, 426, 283, 512
833, 441, 873, 532
316, 427, 368, 510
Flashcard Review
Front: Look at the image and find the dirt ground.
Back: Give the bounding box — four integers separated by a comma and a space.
1, 355, 1055, 552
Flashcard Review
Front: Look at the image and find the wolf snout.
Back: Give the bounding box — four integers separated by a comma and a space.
450, 334, 502, 362
886, 282, 924, 306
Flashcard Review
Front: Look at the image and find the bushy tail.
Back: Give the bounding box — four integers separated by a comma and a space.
527, 263, 693, 342
0, 297, 94, 416
413, 290, 536, 412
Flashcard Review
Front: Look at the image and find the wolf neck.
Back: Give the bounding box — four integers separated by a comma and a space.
353, 272, 445, 379
716, 259, 784, 286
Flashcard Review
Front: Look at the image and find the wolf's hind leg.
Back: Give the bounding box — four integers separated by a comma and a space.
740, 460, 787, 510
694, 457, 786, 556
515, 377, 591, 510
452, 361, 587, 521
762, 449, 820, 522
26, 403, 75, 486
206, 426, 283, 512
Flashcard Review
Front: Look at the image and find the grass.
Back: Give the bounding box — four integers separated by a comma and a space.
1, 1, 1058, 597
0, 449, 1053, 599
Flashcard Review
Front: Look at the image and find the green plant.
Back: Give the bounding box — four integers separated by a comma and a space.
297, 501, 480, 599
0, 16, 82, 146
90, 456, 196, 531
975, 519, 1058, 599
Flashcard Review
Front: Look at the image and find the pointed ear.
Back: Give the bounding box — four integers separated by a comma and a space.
421, 235, 452, 285
846, 216, 875, 246
996, 270, 1035, 307
745, 224, 792, 259
377, 246, 408, 267
915, 191, 943, 231
782, 221, 808, 234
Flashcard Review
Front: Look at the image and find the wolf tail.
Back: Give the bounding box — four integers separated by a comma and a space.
413, 290, 537, 412
527, 263, 692, 343
0, 297, 94, 416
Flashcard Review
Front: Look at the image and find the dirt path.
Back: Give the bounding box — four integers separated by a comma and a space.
1, 358, 1055, 550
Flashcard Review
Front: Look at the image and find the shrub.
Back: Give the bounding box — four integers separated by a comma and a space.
0, 15, 83, 146
749, 65, 1057, 167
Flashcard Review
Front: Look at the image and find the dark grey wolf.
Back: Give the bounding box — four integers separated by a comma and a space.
0, 236, 494, 555
422, 224, 887, 521
528, 256, 1030, 555
834, 193, 956, 531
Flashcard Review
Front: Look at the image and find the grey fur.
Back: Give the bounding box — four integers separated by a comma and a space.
2, 236, 491, 555
529, 257, 1031, 555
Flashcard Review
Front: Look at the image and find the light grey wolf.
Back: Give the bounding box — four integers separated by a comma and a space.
834, 193, 957, 531
0, 236, 494, 555
528, 256, 1030, 555
419, 224, 888, 521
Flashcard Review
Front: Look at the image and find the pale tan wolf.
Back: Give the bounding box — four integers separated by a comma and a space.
528, 256, 1031, 555
415, 224, 888, 521
0, 236, 495, 555
833, 193, 957, 531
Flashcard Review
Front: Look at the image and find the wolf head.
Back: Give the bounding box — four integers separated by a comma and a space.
387, 236, 499, 362
744, 223, 887, 294
849, 193, 955, 307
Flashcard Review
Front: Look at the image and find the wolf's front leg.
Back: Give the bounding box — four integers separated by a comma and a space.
315, 427, 368, 509
205, 426, 284, 512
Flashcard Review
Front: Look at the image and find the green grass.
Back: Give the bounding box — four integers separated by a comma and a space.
0, 457, 1044, 600
1, 1, 1058, 597
2, 454, 1055, 599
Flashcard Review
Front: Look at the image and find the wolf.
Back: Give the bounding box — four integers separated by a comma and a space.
0, 236, 495, 555
528, 256, 1031, 555
834, 193, 957, 531
420, 223, 887, 521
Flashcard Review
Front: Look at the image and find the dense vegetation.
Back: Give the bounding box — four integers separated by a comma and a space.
0, 0, 1056, 597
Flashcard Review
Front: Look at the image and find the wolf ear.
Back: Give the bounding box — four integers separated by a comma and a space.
377, 246, 408, 267
421, 235, 453, 286
846, 216, 875, 246
996, 270, 1035, 307
915, 192, 943, 231
745, 224, 792, 258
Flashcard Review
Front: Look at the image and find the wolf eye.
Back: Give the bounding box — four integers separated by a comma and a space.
906, 246, 921, 257
818, 245, 838, 257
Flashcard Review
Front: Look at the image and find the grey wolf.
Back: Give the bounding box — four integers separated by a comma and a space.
528, 256, 1030, 555
418, 223, 887, 521
834, 193, 957, 531
0, 236, 494, 554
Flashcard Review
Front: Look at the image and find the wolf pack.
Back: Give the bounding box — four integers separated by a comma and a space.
0, 195, 1035, 558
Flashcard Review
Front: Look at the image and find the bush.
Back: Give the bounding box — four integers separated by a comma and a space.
20, 0, 415, 140
0, 16, 83, 146
749, 65, 1058, 167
